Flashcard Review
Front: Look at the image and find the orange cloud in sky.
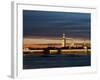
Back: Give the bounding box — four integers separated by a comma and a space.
23, 37, 90, 48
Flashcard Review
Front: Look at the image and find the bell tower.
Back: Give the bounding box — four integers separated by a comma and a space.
62, 33, 66, 47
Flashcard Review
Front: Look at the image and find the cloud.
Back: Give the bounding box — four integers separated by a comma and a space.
23, 10, 90, 39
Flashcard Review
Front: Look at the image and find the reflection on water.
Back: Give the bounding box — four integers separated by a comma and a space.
23, 53, 91, 69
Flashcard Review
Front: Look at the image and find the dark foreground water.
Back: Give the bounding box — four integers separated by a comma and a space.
23, 53, 91, 69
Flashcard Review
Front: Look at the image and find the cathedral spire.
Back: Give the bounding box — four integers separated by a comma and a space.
62, 33, 66, 47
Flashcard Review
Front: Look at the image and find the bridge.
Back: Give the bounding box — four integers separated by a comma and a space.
23, 47, 90, 55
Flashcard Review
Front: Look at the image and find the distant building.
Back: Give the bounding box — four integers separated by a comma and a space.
69, 39, 74, 48
61, 33, 66, 47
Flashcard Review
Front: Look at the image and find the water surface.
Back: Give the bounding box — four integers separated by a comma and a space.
23, 53, 91, 69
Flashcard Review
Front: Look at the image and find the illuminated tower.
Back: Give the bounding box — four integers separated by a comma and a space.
62, 33, 66, 47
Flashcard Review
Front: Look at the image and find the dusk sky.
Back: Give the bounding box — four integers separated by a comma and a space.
23, 10, 91, 39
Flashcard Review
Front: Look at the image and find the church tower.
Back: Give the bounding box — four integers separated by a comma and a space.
61, 33, 66, 47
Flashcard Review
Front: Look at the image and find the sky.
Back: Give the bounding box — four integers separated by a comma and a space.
23, 10, 91, 39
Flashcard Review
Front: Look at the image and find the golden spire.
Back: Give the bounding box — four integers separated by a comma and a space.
61, 33, 66, 47
63, 33, 65, 39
